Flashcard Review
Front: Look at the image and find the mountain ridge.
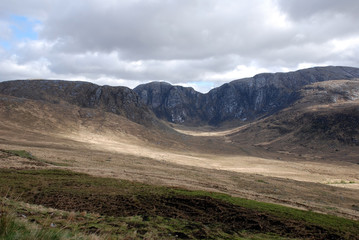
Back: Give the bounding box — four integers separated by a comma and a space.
134, 66, 359, 125
2, 66, 359, 128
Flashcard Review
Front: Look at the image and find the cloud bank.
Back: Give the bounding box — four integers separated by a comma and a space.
0, 0, 358, 92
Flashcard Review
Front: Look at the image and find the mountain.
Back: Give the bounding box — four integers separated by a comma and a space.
0, 80, 157, 127
2, 66, 359, 152
134, 66, 359, 125
3, 66, 358, 128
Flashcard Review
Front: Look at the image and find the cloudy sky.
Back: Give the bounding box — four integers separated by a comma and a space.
0, 0, 358, 92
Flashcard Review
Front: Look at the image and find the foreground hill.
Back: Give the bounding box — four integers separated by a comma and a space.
1, 168, 358, 239
134, 66, 359, 125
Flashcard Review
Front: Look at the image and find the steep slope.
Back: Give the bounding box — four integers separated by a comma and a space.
134, 66, 359, 125
0, 80, 156, 127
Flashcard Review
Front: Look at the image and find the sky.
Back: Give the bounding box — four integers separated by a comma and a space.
0, 0, 358, 93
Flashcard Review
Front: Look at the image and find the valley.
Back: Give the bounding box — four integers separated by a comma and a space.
1, 66, 359, 239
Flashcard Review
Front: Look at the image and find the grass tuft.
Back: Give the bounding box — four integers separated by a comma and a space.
3, 150, 36, 160
0, 202, 62, 240
0, 149, 70, 167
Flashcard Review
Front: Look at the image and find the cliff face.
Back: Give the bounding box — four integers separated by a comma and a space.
134, 82, 206, 124
134, 66, 359, 125
0, 80, 156, 126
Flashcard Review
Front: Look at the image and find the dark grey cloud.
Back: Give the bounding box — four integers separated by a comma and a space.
41, 0, 285, 60
277, 0, 359, 21
0, 0, 358, 92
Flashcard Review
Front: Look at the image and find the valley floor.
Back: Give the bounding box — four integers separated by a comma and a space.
1, 124, 359, 221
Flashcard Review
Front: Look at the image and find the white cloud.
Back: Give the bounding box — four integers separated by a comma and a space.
330, 37, 359, 54
0, 20, 11, 40
0, 55, 51, 80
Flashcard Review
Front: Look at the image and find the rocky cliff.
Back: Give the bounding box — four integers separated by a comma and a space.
134, 66, 359, 125
134, 82, 206, 124
0, 80, 156, 126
